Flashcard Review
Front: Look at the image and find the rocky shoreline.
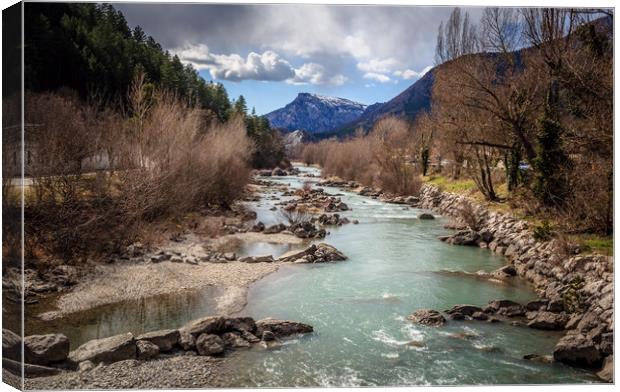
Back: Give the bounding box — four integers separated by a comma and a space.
4, 316, 314, 389
314, 176, 613, 382
415, 185, 613, 381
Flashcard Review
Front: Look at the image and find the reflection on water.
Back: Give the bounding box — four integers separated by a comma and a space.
26, 286, 221, 349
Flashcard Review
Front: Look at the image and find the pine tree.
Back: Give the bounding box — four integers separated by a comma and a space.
234, 95, 248, 116
532, 90, 570, 206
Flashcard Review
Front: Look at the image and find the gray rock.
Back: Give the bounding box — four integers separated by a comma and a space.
223, 252, 236, 261
278, 245, 316, 263
136, 329, 179, 352
24, 333, 70, 365
407, 309, 446, 326
195, 334, 225, 356
183, 316, 226, 337
527, 312, 569, 330
224, 317, 257, 333
68, 332, 136, 364
221, 332, 251, 348
178, 329, 196, 351
136, 340, 159, 360
418, 213, 435, 220
525, 299, 549, 311
256, 318, 314, 337
446, 304, 484, 316
553, 331, 602, 368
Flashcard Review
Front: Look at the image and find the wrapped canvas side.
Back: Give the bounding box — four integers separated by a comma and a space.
2, 1, 24, 391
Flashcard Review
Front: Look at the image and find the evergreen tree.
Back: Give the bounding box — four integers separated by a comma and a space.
532, 91, 570, 206
234, 95, 248, 116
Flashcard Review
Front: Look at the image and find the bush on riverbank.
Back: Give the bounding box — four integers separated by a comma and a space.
3, 77, 254, 265
301, 117, 422, 196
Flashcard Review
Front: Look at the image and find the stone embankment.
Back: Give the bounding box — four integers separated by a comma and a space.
416, 184, 613, 381
2, 316, 313, 379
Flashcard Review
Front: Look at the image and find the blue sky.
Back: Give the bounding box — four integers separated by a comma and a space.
117, 4, 483, 115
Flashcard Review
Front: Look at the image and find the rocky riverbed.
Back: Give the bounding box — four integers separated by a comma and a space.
4, 316, 314, 389
3, 166, 613, 386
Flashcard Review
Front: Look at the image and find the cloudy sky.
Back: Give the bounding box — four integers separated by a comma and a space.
116, 3, 483, 114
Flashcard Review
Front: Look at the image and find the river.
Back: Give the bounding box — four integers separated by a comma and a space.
23, 164, 597, 385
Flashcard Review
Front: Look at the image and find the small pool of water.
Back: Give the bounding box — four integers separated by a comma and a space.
24, 286, 221, 349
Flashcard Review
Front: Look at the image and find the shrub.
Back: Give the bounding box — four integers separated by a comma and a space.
532, 220, 554, 241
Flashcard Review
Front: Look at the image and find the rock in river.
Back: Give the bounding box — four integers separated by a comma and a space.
527, 312, 569, 330
553, 331, 603, 368
69, 332, 136, 364
407, 309, 446, 326
24, 333, 70, 365
255, 318, 314, 337
446, 304, 484, 317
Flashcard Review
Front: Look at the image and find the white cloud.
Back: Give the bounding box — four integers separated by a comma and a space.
289, 63, 347, 86
344, 34, 371, 59
174, 44, 297, 82
175, 44, 342, 85
363, 72, 391, 83
393, 65, 433, 80
357, 58, 400, 74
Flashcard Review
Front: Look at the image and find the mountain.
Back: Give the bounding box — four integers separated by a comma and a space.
336, 68, 435, 136
265, 93, 367, 134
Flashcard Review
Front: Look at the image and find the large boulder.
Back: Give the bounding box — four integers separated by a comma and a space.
255, 319, 313, 337
407, 309, 446, 327
24, 334, 70, 365
553, 331, 603, 368
136, 329, 180, 352
314, 243, 347, 262
68, 332, 136, 364
183, 316, 226, 337
278, 245, 316, 263
2, 329, 22, 361
527, 312, 569, 330
195, 334, 225, 356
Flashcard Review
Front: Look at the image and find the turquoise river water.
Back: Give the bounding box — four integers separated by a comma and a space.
22, 165, 598, 386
